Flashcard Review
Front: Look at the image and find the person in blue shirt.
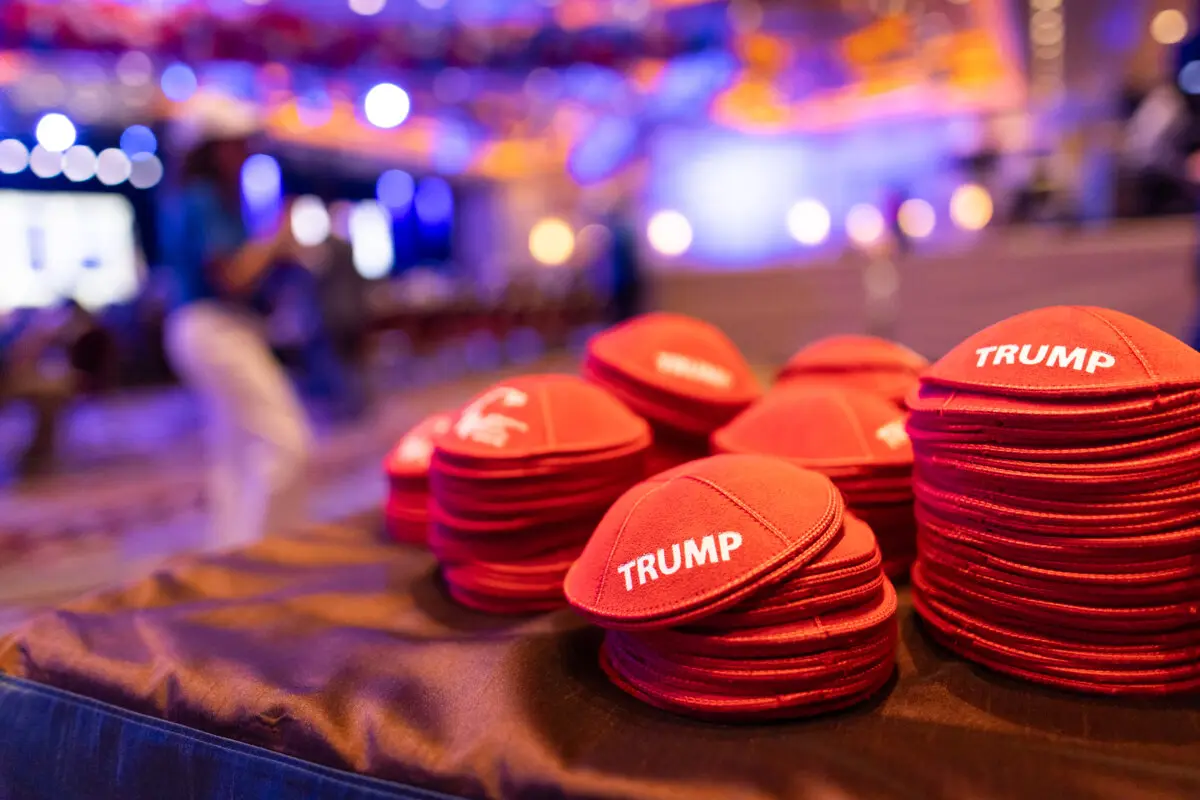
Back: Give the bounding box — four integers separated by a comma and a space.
159, 99, 311, 551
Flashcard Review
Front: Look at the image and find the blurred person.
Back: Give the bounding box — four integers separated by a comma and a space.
604, 198, 644, 324
883, 186, 910, 258
293, 202, 370, 421
158, 95, 311, 551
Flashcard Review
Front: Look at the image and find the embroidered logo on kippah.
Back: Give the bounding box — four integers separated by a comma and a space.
974, 345, 1115, 374
875, 419, 909, 449
454, 387, 530, 448
396, 418, 451, 465
655, 351, 733, 389
617, 532, 743, 591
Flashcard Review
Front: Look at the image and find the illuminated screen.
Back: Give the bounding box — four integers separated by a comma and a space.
0, 190, 142, 312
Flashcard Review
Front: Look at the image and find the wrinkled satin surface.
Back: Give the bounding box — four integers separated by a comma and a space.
2, 517, 1200, 800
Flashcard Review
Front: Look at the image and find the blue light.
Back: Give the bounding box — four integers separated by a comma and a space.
241, 153, 282, 208
568, 116, 639, 184
119, 124, 157, 156
433, 125, 473, 175
161, 63, 198, 102
1181, 61, 1200, 95
376, 169, 415, 211
414, 177, 453, 225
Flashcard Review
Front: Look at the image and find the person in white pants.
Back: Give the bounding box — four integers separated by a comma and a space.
159, 94, 311, 551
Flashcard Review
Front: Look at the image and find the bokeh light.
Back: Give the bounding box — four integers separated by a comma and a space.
376, 169, 415, 212
786, 199, 831, 246
1151, 9, 1188, 45
129, 152, 164, 189
0, 139, 30, 174
349, 201, 395, 279
290, 195, 332, 247
62, 145, 98, 182
846, 204, 885, 247
349, 0, 387, 14
529, 218, 576, 266
97, 148, 132, 186
115, 51, 154, 87
949, 184, 994, 231
897, 198, 936, 239
364, 83, 411, 129
241, 153, 282, 206
119, 124, 157, 156
1181, 61, 1200, 94
29, 145, 63, 178
35, 113, 76, 152
414, 177, 454, 224
161, 63, 198, 102
646, 210, 693, 257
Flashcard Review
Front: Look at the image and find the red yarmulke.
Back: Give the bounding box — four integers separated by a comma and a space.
713, 386, 911, 469
584, 313, 762, 434
920, 306, 1200, 398
712, 386, 915, 575
908, 306, 1200, 694
429, 374, 651, 614
565, 454, 844, 629
436, 374, 650, 462
384, 412, 454, 482
781, 335, 929, 376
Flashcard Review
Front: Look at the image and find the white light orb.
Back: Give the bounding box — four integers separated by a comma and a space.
897, 198, 936, 239
364, 83, 411, 129
846, 204, 885, 247
35, 113, 77, 152
290, 195, 332, 247
786, 199, 831, 246
646, 210, 693, 257
949, 184, 994, 231
62, 145, 98, 182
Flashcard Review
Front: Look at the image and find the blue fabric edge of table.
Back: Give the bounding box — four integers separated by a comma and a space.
0, 674, 464, 800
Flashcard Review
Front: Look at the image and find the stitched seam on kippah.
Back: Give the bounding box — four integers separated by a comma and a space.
833, 392, 874, 458
1079, 306, 1159, 383
681, 475, 796, 547
592, 479, 673, 605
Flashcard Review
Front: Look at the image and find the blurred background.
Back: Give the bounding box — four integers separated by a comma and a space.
1, 0, 1198, 624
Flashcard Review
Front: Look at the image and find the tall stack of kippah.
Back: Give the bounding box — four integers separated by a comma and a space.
908, 306, 1200, 694
429, 374, 650, 613
566, 454, 897, 720
583, 313, 762, 473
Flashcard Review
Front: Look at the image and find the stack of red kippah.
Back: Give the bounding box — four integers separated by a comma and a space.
429, 374, 650, 613
383, 412, 454, 545
565, 454, 897, 720
712, 385, 916, 578
908, 305, 1200, 694
583, 313, 762, 473
777, 334, 928, 407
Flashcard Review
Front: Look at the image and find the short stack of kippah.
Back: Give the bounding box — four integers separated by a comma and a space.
429, 374, 650, 613
383, 412, 454, 545
712, 385, 917, 577
583, 313, 762, 474
566, 454, 897, 720
776, 334, 928, 407
908, 305, 1200, 694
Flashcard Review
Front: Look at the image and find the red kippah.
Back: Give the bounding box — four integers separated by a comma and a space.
920, 306, 1200, 398
586, 313, 762, 409
780, 334, 928, 377
713, 385, 911, 468
436, 374, 650, 462
565, 454, 843, 627
384, 412, 455, 479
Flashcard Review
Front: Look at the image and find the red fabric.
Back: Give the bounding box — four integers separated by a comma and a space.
777, 334, 927, 405
428, 374, 650, 613
920, 306, 1200, 398
908, 306, 1200, 695
565, 454, 897, 720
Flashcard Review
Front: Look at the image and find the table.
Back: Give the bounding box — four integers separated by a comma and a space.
3, 516, 1200, 800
